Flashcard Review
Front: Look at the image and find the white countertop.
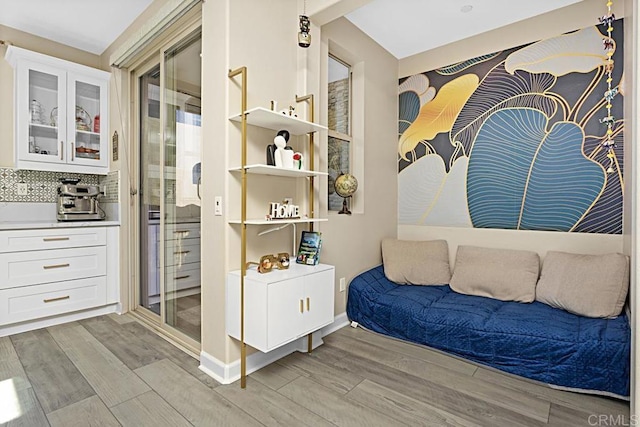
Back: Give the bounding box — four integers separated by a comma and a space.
0, 220, 120, 230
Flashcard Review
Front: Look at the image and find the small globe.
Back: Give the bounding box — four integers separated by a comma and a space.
334, 173, 358, 198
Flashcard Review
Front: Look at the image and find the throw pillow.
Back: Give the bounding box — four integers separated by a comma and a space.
381, 238, 451, 285
449, 245, 540, 303
536, 251, 629, 318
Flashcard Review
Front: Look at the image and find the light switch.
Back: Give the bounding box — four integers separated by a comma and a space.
215, 196, 222, 216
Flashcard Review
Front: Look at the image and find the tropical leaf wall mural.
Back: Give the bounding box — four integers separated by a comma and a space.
398, 20, 624, 234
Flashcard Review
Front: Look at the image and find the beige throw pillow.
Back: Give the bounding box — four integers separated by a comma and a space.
381, 239, 451, 285
536, 251, 629, 318
449, 246, 540, 303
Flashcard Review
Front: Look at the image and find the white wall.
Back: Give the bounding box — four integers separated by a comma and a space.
317, 17, 398, 314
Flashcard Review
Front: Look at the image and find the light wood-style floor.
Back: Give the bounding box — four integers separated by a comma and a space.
0, 314, 629, 426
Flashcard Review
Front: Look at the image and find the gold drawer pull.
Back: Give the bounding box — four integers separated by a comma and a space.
174, 230, 189, 234
43, 237, 70, 242
174, 250, 191, 255
44, 295, 70, 303
300, 299, 304, 313
174, 275, 191, 280
43, 263, 70, 270
307, 297, 310, 311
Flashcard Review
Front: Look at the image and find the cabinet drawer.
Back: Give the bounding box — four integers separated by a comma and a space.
0, 246, 107, 289
165, 222, 200, 240
166, 263, 200, 291
0, 227, 106, 253
165, 240, 200, 267
0, 276, 107, 325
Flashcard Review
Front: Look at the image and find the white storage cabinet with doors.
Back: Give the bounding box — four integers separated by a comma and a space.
5, 46, 110, 174
226, 263, 335, 352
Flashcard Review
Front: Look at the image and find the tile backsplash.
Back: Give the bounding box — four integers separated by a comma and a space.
0, 168, 119, 203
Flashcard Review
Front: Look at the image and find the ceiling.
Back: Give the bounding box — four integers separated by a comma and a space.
0, 0, 154, 55
346, 0, 584, 59
0, 0, 583, 58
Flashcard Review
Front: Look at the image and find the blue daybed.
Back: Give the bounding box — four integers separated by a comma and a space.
347, 264, 631, 399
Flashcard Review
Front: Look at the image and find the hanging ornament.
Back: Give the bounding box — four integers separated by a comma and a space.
599, 0, 616, 174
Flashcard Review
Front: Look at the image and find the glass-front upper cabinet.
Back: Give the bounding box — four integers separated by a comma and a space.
5, 46, 110, 174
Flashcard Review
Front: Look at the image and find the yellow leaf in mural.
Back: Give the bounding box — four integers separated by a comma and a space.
399, 74, 478, 161
505, 26, 609, 76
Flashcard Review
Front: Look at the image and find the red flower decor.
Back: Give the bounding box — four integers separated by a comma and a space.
293, 153, 302, 160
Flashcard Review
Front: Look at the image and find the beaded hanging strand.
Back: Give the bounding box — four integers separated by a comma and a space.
599, 0, 616, 173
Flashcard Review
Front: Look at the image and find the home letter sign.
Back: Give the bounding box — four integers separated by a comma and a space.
269, 202, 300, 219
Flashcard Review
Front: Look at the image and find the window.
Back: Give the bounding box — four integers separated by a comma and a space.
328, 54, 352, 211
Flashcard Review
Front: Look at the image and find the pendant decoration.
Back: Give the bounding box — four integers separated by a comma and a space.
599, 0, 616, 174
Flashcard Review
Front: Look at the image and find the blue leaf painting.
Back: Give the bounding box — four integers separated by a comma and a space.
399, 91, 420, 136
520, 122, 604, 231
468, 109, 605, 231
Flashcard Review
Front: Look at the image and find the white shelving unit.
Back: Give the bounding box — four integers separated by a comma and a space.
228, 67, 332, 389
229, 164, 328, 178
229, 107, 327, 135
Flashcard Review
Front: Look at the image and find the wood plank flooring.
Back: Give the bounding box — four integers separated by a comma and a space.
0, 314, 629, 426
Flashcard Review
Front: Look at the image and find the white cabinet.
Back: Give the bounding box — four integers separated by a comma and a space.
5, 46, 110, 174
226, 263, 334, 353
0, 226, 118, 330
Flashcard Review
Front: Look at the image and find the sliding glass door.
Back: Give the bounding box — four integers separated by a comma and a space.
135, 27, 202, 346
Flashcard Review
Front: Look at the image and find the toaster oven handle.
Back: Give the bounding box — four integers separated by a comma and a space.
60, 141, 64, 160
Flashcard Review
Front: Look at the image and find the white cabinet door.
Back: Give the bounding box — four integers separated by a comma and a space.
267, 277, 304, 349
302, 269, 335, 335
67, 71, 108, 168
15, 59, 68, 165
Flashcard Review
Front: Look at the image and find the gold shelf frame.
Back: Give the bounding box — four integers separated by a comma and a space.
228, 66, 320, 387
228, 66, 248, 388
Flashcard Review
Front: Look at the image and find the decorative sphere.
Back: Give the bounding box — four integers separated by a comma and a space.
334, 173, 358, 198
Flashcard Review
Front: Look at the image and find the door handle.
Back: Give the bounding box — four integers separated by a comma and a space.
306, 297, 310, 311
197, 176, 201, 200
71, 142, 75, 160
300, 299, 304, 313
60, 141, 64, 160
43, 237, 70, 242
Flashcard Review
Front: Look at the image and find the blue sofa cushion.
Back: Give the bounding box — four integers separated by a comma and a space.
346, 265, 630, 398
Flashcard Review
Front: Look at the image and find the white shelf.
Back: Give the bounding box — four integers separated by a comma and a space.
229, 164, 327, 178
229, 218, 328, 225
75, 129, 100, 137
229, 107, 327, 135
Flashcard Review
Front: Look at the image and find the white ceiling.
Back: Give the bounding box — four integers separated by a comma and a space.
346, 0, 584, 59
0, 0, 154, 55
0, 0, 583, 58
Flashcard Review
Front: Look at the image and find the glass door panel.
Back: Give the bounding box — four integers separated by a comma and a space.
139, 64, 162, 315
74, 80, 101, 162
28, 69, 63, 161
163, 32, 202, 341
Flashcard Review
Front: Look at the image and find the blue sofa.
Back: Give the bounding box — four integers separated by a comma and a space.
347, 265, 631, 399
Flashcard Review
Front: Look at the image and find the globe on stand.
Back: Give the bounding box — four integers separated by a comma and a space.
334, 173, 358, 215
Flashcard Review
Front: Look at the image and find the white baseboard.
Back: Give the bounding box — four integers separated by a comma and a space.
200, 312, 348, 384
0, 303, 119, 337
322, 311, 349, 335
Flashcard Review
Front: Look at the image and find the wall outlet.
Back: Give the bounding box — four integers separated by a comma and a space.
17, 183, 27, 196
339, 277, 346, 292
214, 196, 222, 216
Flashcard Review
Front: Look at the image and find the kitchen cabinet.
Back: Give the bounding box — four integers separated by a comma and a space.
0, 225, 119, 335
5, 46, 110, 174
226, 263, 335, 353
